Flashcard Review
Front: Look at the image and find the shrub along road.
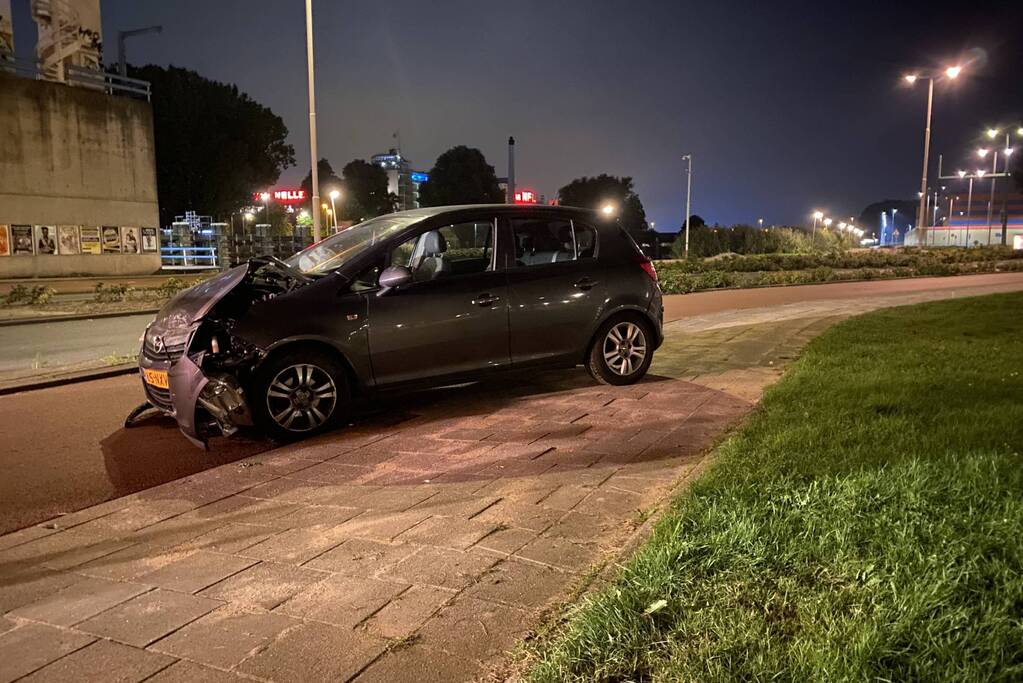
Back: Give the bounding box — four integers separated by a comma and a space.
529, 292, 1023, 682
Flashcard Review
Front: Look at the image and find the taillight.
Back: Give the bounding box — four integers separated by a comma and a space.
638, 256, 658, 282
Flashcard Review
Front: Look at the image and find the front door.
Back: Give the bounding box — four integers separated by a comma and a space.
505, 215, 606, 365
366, 217, 510, 386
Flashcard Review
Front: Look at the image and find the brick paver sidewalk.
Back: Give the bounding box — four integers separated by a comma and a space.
2, 284, 1015, 683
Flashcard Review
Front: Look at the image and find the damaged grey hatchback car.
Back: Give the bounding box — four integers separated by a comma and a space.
134, 205, 663, 447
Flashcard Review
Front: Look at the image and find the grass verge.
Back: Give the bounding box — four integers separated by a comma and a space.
529, 292, 1023, 682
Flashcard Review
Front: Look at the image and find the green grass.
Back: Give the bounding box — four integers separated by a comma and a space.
529, 293, 1023, 682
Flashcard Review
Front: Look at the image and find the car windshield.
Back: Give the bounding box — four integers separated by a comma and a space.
286, 215, 421, 274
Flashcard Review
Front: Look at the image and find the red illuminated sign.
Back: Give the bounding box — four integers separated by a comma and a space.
514, 190, 536, 204
253, 189, 307, 204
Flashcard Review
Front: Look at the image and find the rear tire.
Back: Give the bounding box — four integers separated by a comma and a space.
587, 315, 653, 386
251, 349, 349, 442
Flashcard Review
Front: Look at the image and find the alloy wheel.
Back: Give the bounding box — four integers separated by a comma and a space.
602, 321, 647, 376
265, 363, 338, 432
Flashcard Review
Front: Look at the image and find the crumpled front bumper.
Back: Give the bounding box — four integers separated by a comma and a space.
138, 345, 252, 448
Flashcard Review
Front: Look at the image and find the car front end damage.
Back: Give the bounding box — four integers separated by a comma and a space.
133, 258, 312, 447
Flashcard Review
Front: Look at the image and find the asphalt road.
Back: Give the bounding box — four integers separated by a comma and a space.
1, 271, 1022, 535
0, 313, 153, 381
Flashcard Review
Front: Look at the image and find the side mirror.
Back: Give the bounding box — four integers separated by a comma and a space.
377, 265, 412, 296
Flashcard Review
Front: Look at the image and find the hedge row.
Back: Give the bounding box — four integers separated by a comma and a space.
655, 257, 1023, 294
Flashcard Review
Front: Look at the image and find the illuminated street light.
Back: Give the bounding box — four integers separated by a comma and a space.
328, 189, 341, 232
823, 218, 833, 227
903, 63, 964, 243
978, 148, 989, 158
986, 128, 999, 139
958, 170, 968, 178
601, 203, 616, 216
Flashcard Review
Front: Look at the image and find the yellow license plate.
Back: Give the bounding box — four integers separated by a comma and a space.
143, 368, 169, 389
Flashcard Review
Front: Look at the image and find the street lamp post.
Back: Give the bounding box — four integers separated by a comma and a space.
682, 154, 693, 258
260, 192, 271, 228
329, 189, 340, 233
304, 0, 322, 243
904, 65, 962, 247
811, 211, 823, 247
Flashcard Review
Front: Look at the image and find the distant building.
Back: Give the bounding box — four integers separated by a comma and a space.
371, 149, 428, 211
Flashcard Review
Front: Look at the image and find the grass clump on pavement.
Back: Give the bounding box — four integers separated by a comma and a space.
530, 292, 1023, 682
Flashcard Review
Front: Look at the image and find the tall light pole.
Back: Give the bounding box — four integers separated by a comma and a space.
682, 154, 693, 258
260, 192, 271, 228
811, 211, 823, 247
329, 189, 340, 232
117, 26, 162, 78
304, 0, 322, 243
978, 147, 998, 244
904, 64, 962, 247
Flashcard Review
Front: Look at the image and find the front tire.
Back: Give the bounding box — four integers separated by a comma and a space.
587, 315, 653, 385
251, 349, 349, 441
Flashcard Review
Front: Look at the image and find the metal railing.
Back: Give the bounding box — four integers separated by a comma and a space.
161, 246, 219, 270
65, 65, 151, 100
0, 56, 151, 100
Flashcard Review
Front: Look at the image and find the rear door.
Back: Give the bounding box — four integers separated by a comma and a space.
366, 215, 510, 386
504, 214, 606, 366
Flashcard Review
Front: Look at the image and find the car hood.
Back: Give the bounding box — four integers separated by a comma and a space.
150, 265, 248, 334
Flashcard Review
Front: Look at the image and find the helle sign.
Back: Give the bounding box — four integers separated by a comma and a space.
254, 189, 307, 204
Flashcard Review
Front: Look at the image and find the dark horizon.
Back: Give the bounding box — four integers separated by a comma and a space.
11, 0, 1023, 230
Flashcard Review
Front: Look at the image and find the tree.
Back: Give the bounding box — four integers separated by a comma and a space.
129, 65, 295, 227
340, 159, 395, 221
684, 214, 706, 229
300, 158, 343, 207
419, 146, 504, 206
557, 174, 648, 233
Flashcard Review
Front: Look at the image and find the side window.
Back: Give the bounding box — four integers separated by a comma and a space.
573, 222, 597, 259
388, 219, 495, 283
511, 218, 595, 266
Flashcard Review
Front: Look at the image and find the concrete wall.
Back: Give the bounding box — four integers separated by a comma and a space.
0, 73, 161, 276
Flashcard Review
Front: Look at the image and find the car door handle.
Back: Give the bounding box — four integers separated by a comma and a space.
574, 277, 597, 290
473, 293, 501, 307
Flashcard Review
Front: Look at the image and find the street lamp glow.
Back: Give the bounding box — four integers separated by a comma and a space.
243, 212, 254, 221
976, 169, 985, 178
259, 192, 270, 202
1005, 147, 1015, 157
957, 170, 967, 178
903, 74, 918, 84
329, 189, 340, 200
977, 148, 989, 158
601, 203, 615, 216
813, 211, 824, 220
823, 218, 833, 227
838, 222, 847, 229
986, 128, 999, 139
945, 65, 962, 79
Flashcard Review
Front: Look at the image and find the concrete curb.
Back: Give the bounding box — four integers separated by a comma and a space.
0, 363, 138, 396
0, 308, 159, 327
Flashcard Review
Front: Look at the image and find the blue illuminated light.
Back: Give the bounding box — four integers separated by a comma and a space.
410, 172, 429, 183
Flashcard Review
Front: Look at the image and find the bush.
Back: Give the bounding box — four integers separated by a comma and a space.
93, 282, 136, 303
1, 284, 56, 306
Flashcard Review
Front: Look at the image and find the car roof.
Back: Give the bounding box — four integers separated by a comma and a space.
384, 204, 601, 220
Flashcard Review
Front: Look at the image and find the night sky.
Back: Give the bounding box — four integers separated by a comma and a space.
10, 0, 1023, 230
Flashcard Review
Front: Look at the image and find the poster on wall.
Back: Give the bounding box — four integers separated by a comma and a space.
101, 226, 121, 253
35, 225, 57, 255
141, 227, 159, 252
0, 225, 10, 256
33, 0, 103, 78
0, 0, 14, 57
121, 227, 141, 254
80, 226, 101, 254
12, 225, 34, 255
58, 225, 81, 255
